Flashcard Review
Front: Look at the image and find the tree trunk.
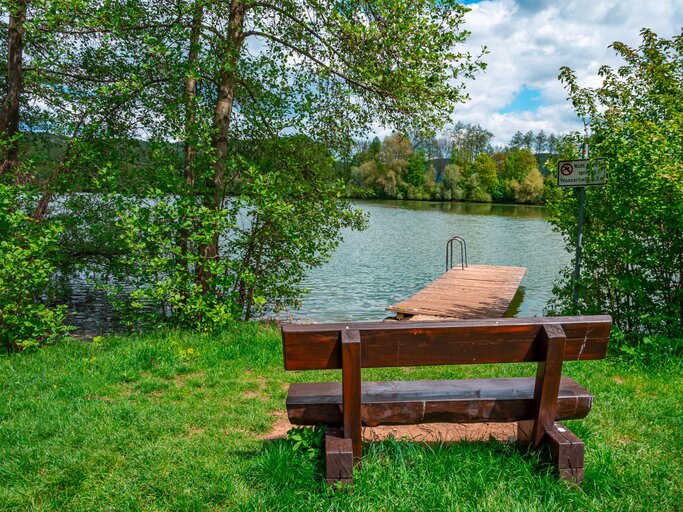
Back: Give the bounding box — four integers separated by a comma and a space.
182, 2, 203, 190
196, 0, 245, 292
0, 0, 27, 176
180, 2, 204, 275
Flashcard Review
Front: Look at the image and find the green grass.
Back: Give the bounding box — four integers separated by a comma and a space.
1, 323, 681, 511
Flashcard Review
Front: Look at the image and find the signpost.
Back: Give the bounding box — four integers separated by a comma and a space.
556, 146, 607, 307
556, 158, 607, 188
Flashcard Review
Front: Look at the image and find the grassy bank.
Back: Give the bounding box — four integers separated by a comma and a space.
1, 323, 681, 511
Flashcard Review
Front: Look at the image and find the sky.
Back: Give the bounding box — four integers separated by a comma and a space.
382, 0, 683, 146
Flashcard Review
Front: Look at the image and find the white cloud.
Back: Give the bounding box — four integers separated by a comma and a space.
450, 0, 683, 145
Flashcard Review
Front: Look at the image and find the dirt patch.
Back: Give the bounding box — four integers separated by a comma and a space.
171, 371, 205, 387
260, 411, 292, 440
186, 426, 206, 437
614, 377, 625, 384
242, 390, 263, 399
262, 411, 517, 444
242, 377, 268, 400
364, 423, 517, 443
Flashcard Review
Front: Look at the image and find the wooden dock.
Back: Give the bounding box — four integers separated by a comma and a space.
386, 264, 527, 320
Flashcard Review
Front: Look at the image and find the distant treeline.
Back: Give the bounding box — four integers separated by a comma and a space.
340, 124, 573, 205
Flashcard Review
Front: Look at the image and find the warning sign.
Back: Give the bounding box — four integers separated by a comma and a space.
557, 158, 607, 187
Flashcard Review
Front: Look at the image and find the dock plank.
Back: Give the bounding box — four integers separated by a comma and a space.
386, 264, 526, 319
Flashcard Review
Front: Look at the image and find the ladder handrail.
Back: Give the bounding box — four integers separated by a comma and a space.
446, 236, 467, 271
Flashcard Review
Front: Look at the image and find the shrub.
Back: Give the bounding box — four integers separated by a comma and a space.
0, 185, 73, 351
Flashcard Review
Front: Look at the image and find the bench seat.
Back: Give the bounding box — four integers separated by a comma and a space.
287, 376, 593, 427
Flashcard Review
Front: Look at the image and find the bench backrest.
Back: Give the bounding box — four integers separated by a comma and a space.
282, 315, 612, 371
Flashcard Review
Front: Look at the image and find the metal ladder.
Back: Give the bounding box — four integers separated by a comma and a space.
446, 236, 468, 271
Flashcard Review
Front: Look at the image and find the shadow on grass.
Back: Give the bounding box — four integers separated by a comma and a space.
239, 437, 573, 511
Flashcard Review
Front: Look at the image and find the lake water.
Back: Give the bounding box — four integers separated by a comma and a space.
293, 200, 571, 323
63, 199, 571, 333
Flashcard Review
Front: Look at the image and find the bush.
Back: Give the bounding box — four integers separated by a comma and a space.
0, 185, 73, 351
550, 29, 682, 338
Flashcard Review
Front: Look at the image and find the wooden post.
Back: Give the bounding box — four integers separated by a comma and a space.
545, 422, 585, 485
530, 324, 566, 447
325, 427, 353, 486
341, 328, 362, 465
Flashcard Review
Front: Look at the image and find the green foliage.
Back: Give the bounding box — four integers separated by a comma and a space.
107, 194, 240, 332
286, 425, 327, 462
612, 329, 683, 370
502, 148, 537, 182
347, 134, 556, 205
440, 163, 464, 201
109, 136, 366, 328
0, 185, 73, 351
499, 148, 545, 203
551, 29, 683, 338
449, 122, 493, 165
2, 0, 486, 334
468, 153, 498, 193
233, 137, 367, 319
405, 150, 427, 188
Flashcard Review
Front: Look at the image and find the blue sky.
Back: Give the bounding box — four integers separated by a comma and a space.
378, 0, 683, 146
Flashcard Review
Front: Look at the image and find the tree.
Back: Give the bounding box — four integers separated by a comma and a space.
0, 184, 72, 351
509, 167, 543, 204
551, 28, 682, 338
502, 148, 537, 182
508, 131, 524, 149
468, 153, 498, 193
522, 130, 534, 150
0, 0, 26, 176
533, 130, 547, 156
406, 149, 427, 188
547, 133, 558, 155
1, 0, 486, 329
449, 122, 492, 165
440, 163, 463, 201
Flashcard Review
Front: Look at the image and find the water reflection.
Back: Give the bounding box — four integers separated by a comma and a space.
364, 199, 549, 219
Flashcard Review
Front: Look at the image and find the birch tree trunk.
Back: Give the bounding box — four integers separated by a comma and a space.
197, 0, 245, 292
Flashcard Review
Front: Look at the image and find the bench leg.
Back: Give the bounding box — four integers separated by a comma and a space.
545, 422, 584, 485
517, 420, 585, 486
325, 428, 353, 486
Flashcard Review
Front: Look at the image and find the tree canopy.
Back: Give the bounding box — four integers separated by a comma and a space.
0, 0, 486, 342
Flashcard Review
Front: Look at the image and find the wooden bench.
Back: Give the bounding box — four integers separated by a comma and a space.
281, 315, 611, 486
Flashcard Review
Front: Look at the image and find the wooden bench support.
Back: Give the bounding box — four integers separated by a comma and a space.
517, 420, 585, 486
342, 329, 362, 466
530, 324, 566, 447
546, 422, 585, 485
325, 428, 354, 486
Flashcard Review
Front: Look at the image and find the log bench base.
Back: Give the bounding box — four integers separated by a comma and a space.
324, 420, 586, 486
325, 428, 354, 487
288, 377, 594, 427
518, 420, 585, 485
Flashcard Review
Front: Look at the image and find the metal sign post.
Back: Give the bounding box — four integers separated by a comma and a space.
557, 144, 607, 309
572, 143, 588, 307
